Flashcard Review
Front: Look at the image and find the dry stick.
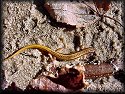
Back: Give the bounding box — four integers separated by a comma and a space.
103, 15, 124, 28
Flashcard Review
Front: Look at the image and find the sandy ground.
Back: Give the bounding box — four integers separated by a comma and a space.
2, 0, 124, 93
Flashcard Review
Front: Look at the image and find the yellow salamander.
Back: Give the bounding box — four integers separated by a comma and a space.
4, 44, 95, 61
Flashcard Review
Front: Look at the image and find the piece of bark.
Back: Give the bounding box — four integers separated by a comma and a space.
28, 75, 73, 93
44, 0, 99, 27
28, 59, 118, 92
